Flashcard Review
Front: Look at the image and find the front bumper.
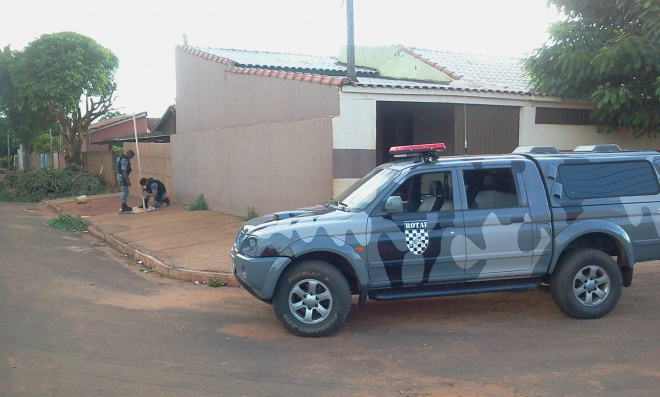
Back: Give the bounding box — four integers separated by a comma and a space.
231, 250, 291, 301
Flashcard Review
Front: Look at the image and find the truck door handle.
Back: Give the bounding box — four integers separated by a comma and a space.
502, 216, 525, 225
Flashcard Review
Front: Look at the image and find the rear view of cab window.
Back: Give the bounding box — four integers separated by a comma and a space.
559, 161, 660, 199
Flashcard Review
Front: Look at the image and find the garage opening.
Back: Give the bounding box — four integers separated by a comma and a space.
376, 102, 520, 165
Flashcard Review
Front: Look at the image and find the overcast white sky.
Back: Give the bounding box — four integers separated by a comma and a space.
2, 0, 564, 118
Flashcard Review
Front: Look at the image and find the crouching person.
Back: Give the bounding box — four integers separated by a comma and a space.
139, 177, 170, 209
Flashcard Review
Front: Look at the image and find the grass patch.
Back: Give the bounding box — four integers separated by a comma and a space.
44, 212, 88, 232
208, 277, 226, 288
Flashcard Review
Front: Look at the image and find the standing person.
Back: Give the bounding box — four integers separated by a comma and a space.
116, 150, 135, 212
139, 177, 170, 209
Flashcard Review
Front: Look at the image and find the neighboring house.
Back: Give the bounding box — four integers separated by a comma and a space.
173, 44, 660, 217
155, 105, 176, 135
98, 105, 176, 147
84, 112, 149, 152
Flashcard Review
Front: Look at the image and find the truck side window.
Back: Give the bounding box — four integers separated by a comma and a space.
464, 168, 520, 209
392, 171, 453, 212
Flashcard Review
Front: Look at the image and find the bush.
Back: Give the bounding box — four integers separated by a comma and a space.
0, 164, 110, 202
243, 206, 258, 221
187, 193, 207, 211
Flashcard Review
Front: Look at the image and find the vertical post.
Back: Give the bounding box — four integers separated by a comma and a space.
464, 104, 468, 155
133, 113, 146, 209
346, 0, 356, 81
6, 134, 9, 168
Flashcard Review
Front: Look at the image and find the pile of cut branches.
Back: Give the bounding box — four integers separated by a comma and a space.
0, 164, 109, 202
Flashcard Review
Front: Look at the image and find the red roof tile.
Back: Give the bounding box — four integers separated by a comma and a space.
178, 46, 349, 87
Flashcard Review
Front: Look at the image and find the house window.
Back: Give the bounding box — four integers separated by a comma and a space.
535, 108, 593, 125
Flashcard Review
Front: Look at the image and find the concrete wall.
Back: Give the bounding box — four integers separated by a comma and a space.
81, 143, 172, 202
174, 49, 338, 216
82, 151, 117, 188
176, 50, 341, 133
122, 142, 172, 202
26, 152, 66, 170
172, 119, 333, 217
519, 107, 660, 151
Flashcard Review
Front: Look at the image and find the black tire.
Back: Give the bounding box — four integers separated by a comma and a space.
550, 248, 623, 319
272, 260, 351, 337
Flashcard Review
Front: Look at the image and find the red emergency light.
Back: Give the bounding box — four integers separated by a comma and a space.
389, 143, 447, 155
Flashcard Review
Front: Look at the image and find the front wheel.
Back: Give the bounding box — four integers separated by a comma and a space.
550, 248, 623, 319
273, 260, 351, 337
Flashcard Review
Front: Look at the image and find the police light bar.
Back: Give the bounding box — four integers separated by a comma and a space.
389, 143, 447, 155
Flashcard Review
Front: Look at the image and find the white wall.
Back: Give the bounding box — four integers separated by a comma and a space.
519, 106, 660, 151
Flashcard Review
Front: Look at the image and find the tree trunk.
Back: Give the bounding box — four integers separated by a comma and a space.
60, 123, 83, 166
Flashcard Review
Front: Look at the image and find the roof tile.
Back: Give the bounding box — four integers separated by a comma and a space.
178, 45, 536, 94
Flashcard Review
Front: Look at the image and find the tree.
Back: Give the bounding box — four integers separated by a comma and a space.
525, 0, 660, 137
99, 110, 126, 121
10, 32, 119, 164
0, 46, 56, 166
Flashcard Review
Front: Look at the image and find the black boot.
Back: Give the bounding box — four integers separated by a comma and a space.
121, 203, 133, 212
163, 197, 171, 206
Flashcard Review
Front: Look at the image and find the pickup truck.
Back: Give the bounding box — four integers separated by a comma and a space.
231, 143, 660, 337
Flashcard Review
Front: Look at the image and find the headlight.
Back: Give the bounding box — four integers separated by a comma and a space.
240, 236, 259, 257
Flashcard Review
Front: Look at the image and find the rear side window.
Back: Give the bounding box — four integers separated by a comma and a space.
559, 161, 660, 199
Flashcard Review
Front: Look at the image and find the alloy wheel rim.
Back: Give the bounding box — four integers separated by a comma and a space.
573, 265, 610, 306
288, 279, 333, 324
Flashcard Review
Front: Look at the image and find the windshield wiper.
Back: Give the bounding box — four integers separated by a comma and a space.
325, 198, 348, 210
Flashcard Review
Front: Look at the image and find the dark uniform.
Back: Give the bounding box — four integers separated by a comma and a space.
116, 150, 134, 211
140, 177, 170, 208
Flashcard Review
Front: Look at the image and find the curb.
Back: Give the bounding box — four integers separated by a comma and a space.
44, 200, 238, 287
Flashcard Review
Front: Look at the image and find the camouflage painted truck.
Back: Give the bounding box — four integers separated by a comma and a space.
231, 143, 660, 337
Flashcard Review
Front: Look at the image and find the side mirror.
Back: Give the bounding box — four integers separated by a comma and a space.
384, 196, 403, 213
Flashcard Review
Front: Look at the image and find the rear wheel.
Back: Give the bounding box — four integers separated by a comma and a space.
273, 260, 351, 337
550, 248, 623, 319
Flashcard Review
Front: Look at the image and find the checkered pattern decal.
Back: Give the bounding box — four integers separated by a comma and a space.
404, 221, 429, 255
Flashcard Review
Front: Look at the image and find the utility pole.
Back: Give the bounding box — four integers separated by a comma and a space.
346, 0, 356, 81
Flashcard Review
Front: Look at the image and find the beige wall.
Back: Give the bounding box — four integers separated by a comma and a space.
82, 144, 172, 202
82, 151, 117, 188
519, 107, 660, 151
122, 142, 172, 202
172, 119, 333, 217
174, 49, 339, 217
27, 152, 66, 170
176, 50, 341, 133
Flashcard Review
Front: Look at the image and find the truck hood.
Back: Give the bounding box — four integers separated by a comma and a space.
235, 205, 367, 257
243, 204, 355, 235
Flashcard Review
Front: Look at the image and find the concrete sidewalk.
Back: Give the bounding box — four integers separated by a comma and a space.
45, 194, 244, 286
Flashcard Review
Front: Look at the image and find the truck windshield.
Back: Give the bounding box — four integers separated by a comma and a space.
335, 167, 400, 210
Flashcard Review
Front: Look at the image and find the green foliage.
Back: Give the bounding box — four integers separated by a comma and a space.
32, 133, 60, 154
525, 0, 660, 136
6, 33, 119, 165
207, 277, 226, 288
243, 206, 258, 221
110, 145, 123, 152
0, 164, 109, 202
44, 212, 88, 232
100, 110, 126, 121
187, 194, 207, 211
1, 47, 57, 160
